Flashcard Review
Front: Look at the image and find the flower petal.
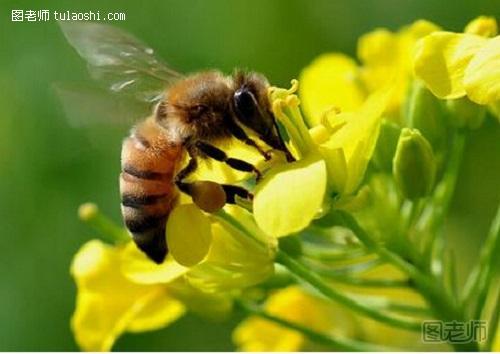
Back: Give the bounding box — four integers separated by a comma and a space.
126, 289, 185, 333
233, 286, 356, 351
166, 204, 212, 267
318, 145, 348, 193
168, 278, 233, 320
121, 242, 188, 284
464, 16, 498, 37
414, 32, 487, 99
464, 36, 500, 105
187, 218, 275, 292
70, 240, 183, 351
254, 153, 327, 237
320, 90, 388, 195
299, 53, 365, 126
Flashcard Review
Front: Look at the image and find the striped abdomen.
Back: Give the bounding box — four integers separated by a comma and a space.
120, 116, 184, 263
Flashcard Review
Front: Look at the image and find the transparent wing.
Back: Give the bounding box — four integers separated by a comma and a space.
52, 82, 153, 150
59, 21, 183, 103
52, 82, 149, 129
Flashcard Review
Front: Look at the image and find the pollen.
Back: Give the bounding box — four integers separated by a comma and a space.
189, 181, 227, 213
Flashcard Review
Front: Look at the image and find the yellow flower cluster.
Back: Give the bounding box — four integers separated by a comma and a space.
72, 205, 275, 351
71, 16, 499, 352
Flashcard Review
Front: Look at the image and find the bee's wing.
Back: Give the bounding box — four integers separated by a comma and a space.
59, 21, 183, 103
52, 82, 148, 129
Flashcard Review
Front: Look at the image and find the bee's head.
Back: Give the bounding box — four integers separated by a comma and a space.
157, 71, 234, 141
232, 72, 294, 161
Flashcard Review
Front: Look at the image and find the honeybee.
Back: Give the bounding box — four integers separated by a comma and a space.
60, 21, 294, 263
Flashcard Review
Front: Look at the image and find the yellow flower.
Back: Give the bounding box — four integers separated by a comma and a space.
316, 90, 390, 196
187, 205, 277, 292
299, 54, 365, 126
253, 82, 388, 237
358, 20, 440, 114
414, 17, 500, 108
299, 20, 440, 124
70, 240, 186, 351
233, 286, 356, 351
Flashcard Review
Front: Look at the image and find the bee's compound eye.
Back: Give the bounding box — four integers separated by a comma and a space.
234, 88, 256, 119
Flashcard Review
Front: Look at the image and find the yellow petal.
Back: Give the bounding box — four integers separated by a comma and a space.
70, 240, 183, 351
168, 278, 233, 320
126, 289, 185, 333
233, 316, 304, 351
166, 204, 212, 267
320, 90, 388, 195
401, 20, 441, 39
299, 53, 365, 126
254, 153, 327, 237
465, 16, 498, 37
318, 145, 348, 193
120, 242, 188, 284
358, 28, 399, 67
464, 36, 500, 105
187, 219, 274, 292
414, 32, 488, 99
358, 21, 439, 115
233, 286, 356, 351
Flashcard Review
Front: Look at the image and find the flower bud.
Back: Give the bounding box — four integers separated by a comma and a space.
393, 128, 436, 199
445, 97, 486, 130
405, 81, 446, 148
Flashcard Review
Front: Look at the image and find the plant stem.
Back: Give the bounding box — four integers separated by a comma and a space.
423, 131, 466, 274
276, 250, 422, 332
236, 300, 402, 351
463, 203, 500, 320
335, 210, 479, 351
78, 203, 129, 244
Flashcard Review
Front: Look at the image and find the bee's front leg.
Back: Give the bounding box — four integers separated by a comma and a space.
195, 141, 262, 181
226, 119, 271, 161
174, 146, 253, 212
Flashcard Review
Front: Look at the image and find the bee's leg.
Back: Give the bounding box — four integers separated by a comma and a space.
226, 120, 271, 160
220, 184, 253, 204
195, 141, 262, 181
174, 153, 253, 205
174, 156, 198, 194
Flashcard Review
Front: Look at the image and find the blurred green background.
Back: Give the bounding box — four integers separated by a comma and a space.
0, 0, 498, 350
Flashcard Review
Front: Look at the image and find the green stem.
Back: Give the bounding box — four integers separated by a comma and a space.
335, 210, 479, 351
423, 131, 466, 274
237, 300, 402, 351
463, 203, 500, 320
276, 250, 422, 332
312, 270, 410, 288
302, 246, 368, 261
78, 203, 129, 244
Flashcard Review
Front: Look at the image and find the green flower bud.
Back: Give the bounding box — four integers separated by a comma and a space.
405, 81, 446, 147
372, 119, 401, 171
393, 128, 436, 199
445, 97, 486, 130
